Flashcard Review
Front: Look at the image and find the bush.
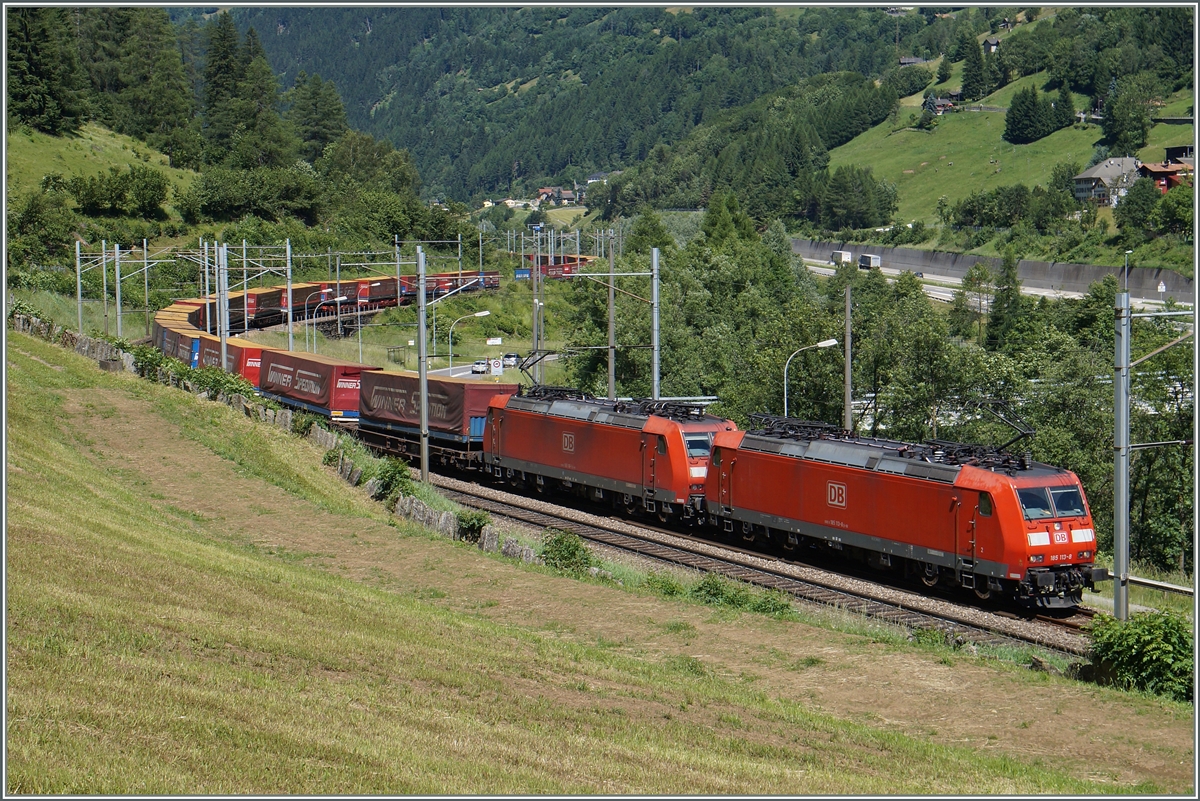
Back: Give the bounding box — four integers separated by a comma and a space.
689, 573, 751, 608
290, 411, 321, 437
1088, 610, 1193, 702
539, 529, 596, 576
643, 570, 685, 597
749, 589, 795, 617
455, 509, 491, 543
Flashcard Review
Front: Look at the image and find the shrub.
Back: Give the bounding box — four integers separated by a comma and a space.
539, 529, 597, 576
689, 573, 751, 608
372, 456, 415, 503
455, 509, 491, 543
1088, 611, 1193, 702
643, 570, 685, 597
749, 589, 795, 617
290, 411, 321, 437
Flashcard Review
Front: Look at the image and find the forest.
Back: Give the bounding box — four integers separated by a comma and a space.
4, 6, 1194, 575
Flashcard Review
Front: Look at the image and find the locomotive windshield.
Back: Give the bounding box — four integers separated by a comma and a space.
1018, 485, 1087, 520
685, 433, 713, 458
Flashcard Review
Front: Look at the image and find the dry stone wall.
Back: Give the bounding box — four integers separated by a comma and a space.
11, 312, 537, 563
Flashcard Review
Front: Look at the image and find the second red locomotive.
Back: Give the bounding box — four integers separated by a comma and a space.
483, 388, 737, 521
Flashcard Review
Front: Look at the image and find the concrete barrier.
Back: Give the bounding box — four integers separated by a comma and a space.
792, 238, 1194, 304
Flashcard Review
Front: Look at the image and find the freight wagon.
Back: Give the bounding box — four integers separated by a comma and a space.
357, 370, 519, 466
258, 351, 380, 419
197, 333, 274, 388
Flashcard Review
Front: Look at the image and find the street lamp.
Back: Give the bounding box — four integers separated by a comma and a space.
783, 338, 839, 418
312, 296, 348, 354
1124, 250, 1133, 292
448, 310, 491, 374
358, 282, 381, 363
302, 288, 327, 352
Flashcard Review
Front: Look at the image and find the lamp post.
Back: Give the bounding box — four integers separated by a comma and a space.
1124, 250, 1133, 292
358, 282, 381, 363
783, 338, 839, 418
312, 296, 348, 354
302, 288, 327, 352
448, 310, 491, 374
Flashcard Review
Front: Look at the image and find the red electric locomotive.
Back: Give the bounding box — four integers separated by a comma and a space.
484, 388, 737, 520
704, 416, 1109, 608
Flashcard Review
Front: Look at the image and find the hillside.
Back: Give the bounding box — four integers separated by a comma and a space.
5, 123, 198, 198
829, 80, 1194, 226
7, 330, 1195, 793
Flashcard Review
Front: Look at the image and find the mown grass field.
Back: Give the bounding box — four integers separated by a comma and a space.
829, 113, 1105, 225
7, 330, 1192, 794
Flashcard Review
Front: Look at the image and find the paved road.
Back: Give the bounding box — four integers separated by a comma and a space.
804, 261, 1180, 312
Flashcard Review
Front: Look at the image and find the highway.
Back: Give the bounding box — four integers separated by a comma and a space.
803, 261, 1185, 312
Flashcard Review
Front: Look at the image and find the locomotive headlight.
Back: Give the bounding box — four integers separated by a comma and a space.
1029, 554, 1045, 563
1077, 550, 1092, 559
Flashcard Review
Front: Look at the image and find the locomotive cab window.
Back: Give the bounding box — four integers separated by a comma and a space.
978, 492, 993, 517
711, 447, 721, 467
1017, 487, 1053, 520
684, 433, 713, 458
1049, 486, 1086, 517
657, 436, 667, 455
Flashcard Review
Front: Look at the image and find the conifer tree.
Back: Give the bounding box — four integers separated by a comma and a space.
202, 12, 243, 154
959, 33, 986, 101
287, 72, 349, 163
7, 7, 87, 134
936, 56, 952, 84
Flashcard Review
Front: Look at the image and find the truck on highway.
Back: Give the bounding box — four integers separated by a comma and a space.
858, 254, 881, 270
831, 250, 853, 265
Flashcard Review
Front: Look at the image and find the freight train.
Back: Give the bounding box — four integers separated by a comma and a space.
150, 281, 1108, 609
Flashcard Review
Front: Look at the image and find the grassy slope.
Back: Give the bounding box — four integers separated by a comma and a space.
7, 332, 1182, 794
5, 122, 198, 199
830, 111, 1103, 225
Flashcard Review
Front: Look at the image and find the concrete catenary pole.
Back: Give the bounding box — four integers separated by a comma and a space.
286, 239, 294, 351
844, 285, 853, 431
652, 247, 661, 400
220, 244, 229, 372
418, 247, 430, 482
75, 241, 83, 336
1113, 291, 1131, 620
114, 243, 122, 339
102, 240, 109, 336
143, 239, 150, 338
608, 229, 616, 399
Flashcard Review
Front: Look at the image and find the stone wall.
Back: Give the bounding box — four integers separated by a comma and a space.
11, 312, 541, 566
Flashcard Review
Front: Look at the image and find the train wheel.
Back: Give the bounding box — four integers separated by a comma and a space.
973, 582, 992, 601
919, 565, 940, 588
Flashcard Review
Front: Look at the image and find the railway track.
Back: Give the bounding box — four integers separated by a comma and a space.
429, 475, 1093, 658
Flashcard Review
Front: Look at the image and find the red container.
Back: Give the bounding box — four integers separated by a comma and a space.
258, 350, 380, 418
360, 370, 518, 444
197, 333, 273, 387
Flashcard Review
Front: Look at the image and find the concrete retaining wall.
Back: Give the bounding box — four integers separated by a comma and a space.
792, 239, 1194, 304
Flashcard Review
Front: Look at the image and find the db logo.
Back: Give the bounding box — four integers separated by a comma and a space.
827, 482, 847, 508
1053, 531, 1068, 544
562, 432, 575, 453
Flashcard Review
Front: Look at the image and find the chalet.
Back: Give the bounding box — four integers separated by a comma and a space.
923, 96, 955, 115
983, 36, 1001, 54
899, 56, 927, 66
1138, 161, 1191, 194
1073, 158, 1140, 205
586, 172, 609, 184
